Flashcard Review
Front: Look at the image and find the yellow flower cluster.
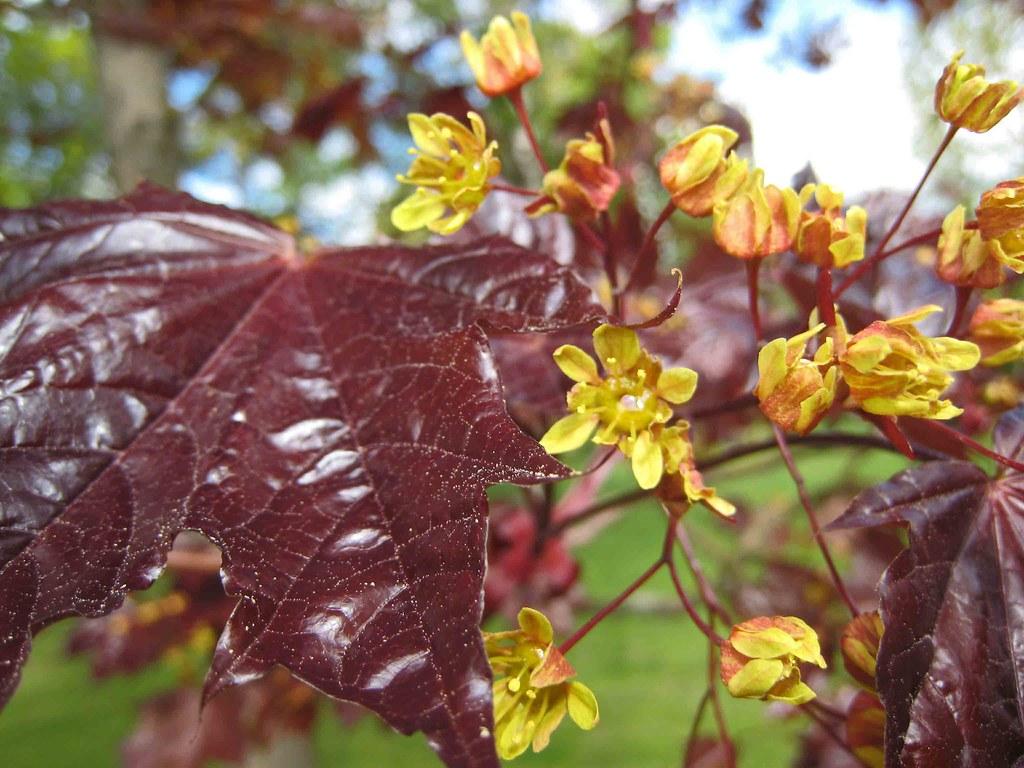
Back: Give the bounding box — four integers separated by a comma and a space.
658, 126, 866, 266
756, 308, 981, 431
540, 325, 732, 515
755, 322, 839, 436
937, 193, 1024, 289
485, 608, 598, 760
719, 616, 826, 705
527, 117, 621, 222
934, 50, 1023, 133
391, 112, 500, 235
460, 11, 541, 98
840, 306, 980, 419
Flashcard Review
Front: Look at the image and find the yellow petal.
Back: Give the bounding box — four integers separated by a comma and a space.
593, 324, 641, 374
566, 681, 599, 730
726, 657, 786, 699
631, 431, 664, 490
517, 607, 554, 645
553, 345, 599, 383
766, 672, 817, 704
530, 690, 567, 753
391, 189, 445, 232
657, 367, 699, 404
539, 413, 598, 454
930, 337, 981, 371
731, 627, 800, 660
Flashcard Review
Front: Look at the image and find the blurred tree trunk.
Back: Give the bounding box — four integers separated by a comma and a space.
94, 0, 178, 190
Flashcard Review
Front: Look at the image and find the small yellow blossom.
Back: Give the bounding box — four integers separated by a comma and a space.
391, 112, 500, 235
839, 305, 980, 419
658, 423, 736, 518
460, 11, 542, 98
793, 184, 868, 268
527, 118, 620, 221
968, 298, 1024, 366
976, 177, 1024, 267
755, 323, 839, 435
841, 612, 884, 691
719, 616, 826, 705
658, 125, 749, 217
485, 608, 598, 760
712, 169, 802, 259
540, 325, 698, 490
936, 205, 1023, 288
934, 50, 1024, 133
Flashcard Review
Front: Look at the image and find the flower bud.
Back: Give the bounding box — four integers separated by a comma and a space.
460, 11, 542, 98
719, 616, 826, 705
527, 118, 620, 222
793, 184, 867, 268
839, 305, 980, 419
840, 612, 883, 691
755, 323, 839, 435
712, 169, 801, 259
976, 177, 1024, 270
658, 125, 748, 217
846, 692, 885, 768
936, 205, 1009, 288
968, 298, 1024, 366
934, 50, 1023, 133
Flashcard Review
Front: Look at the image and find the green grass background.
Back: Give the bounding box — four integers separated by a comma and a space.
0, 438, 905, 767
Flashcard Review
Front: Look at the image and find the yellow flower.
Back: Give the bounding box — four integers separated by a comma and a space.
977, 176, 1024, 268
841, 612, 884, 691
969, 298, 1024, 366
460, 11, 542, 98
793, 184, 868, 268
839, 305, 980, 419
527, 118, 620, 222
712, 168, 802, 259
540, 325, 698, 490
658, 125, 749, 217
755, 323, 839, 435
485, 608, 598, 760
391, 112, 500, 235
934, 50, 1023, 133
936, 205, 1023, 288
657, 423, 735, 518
719, 616, 826, 705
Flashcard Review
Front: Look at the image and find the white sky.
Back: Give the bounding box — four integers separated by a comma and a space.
666, 1, 926, 196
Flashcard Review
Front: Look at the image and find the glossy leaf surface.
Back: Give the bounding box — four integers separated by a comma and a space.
829, 406, 1024, 767
0, 186, 604, 767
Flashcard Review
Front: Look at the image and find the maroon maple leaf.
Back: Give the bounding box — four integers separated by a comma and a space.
828, 406, 1024, 767
0, 185, 604, 767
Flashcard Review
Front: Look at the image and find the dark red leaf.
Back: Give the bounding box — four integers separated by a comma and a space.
0, 186, 604, 767
828, 406, 1024, 767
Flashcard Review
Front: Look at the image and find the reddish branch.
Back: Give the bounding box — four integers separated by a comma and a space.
772, 425, 859, 617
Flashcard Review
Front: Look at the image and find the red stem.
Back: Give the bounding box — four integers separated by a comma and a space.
558, 559, 663, 655
575, 221, 608, 254
835, 124, 958, 297
620, 199, 676, 296
667, 557, 724, 642
681, 689, 711, 764
508, 87, 549, 173
816, 267, 837, 327
674, 522, 732, 625
600, 212, 622, 317
835, 227, 942, 297
489, 182, 537, 197
802, 703, 861, 762
706, 615, 736, 761
772, 425, 859, 617
746, 258, 764, 341
947, 285, 973, 336
914, 419, 1024, 473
